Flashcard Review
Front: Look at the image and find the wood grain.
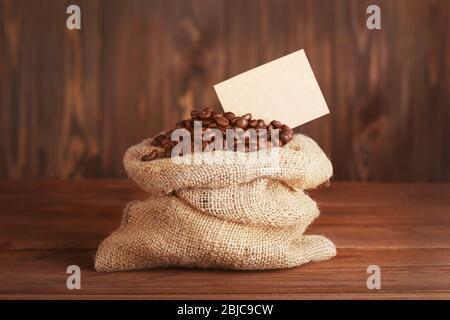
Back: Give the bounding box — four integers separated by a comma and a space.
1, 248, 449, 299
0, 0, 449, 181
0, 0, 102, 179
1, 180, 450, 250
0, 180, 449, 299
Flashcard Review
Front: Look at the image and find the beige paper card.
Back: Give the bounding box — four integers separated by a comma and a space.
214, 49, 329, 128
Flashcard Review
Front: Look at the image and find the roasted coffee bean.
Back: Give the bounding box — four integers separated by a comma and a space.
224, 112, 235, 121
280, 132, 291, 144
141, 149, 159, 161
234, 118, 248, 129
158, 151, 166, 158
151, 135, 163, 146
155, 134, 166, 143
197, 111, 206, 119
271, 120, 282, 129
256, 119, 266, 128
248, 119, 258, 128
160, 139, 172, 148
202, 118, 213, 127
144, 107, 293, 161
285, 130, 293, 139
210, 111, 219, 118
283, 131, 293, 141
218, 126, 227, 134
214, 116, 229, 127
198, 110, 211, 120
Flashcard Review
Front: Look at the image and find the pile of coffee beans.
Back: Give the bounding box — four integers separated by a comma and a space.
141, 107, 294, 161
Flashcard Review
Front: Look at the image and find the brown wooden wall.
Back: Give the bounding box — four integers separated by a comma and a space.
0, 0, 449, 181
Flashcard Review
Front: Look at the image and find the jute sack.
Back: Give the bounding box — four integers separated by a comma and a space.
95, 134, 336, 271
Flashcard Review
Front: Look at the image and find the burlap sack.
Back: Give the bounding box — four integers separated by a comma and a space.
95, 134, 336, 271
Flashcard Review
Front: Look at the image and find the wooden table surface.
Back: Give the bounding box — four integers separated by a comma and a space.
0, 180, 449, 300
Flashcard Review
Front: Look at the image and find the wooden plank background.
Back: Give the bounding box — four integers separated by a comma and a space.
0, 0, 449, 181
1, 180, 450, 298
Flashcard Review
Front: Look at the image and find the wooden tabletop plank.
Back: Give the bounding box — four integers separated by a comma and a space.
0, 181, 449, 250
0, 181, 449, 299
0, 248, 449, 299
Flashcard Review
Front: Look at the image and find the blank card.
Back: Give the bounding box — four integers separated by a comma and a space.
214, 49, 329, 128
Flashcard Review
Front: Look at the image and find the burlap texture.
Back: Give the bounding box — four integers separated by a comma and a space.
95, 134, 336, 271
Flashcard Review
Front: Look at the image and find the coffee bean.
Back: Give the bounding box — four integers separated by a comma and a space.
284, 130, 293, 140
155, 134, 166, 143
234, 118, 248, 129
214, 116, 229, 127
190, 110, 200, 118
160, 139, 171, 148
224, 112, 235, 121
280, 132, 291, 144
271, 120, 282, 129
141, 149, 159, 161
145, 107, 294, 161
202, 118, 213, 127
211, 111, 223, 119
141, 154, 152, 162
248, 119, 258, 128
218, 126, 227, 134
256, 119, 266, 128
198, 110, 211, 120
